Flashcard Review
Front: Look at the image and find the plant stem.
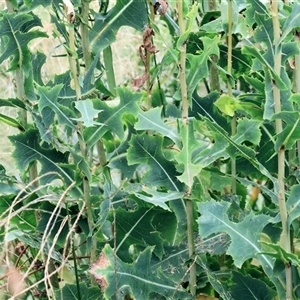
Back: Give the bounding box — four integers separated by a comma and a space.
177, 0, 196, 296
69, 7, 96, 275
271, 1, 292, 299
81, 0, 92, 69
227, 0, 236, 194
208, 0, 220, 92
7, 0, 39, 212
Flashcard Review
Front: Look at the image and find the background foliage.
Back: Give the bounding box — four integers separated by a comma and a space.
1, 0, 300, 299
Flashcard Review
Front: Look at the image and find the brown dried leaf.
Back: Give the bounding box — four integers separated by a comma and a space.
63, 0, 75, 23
131, 72, 150, 90
90, 252, 109, 290
154, 0, 169, 16
143, 27, 158, 54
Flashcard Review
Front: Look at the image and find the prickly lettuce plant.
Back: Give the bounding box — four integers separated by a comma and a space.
1, 0, 300, 299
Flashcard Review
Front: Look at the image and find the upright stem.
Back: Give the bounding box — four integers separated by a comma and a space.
68, 7, 96, 273
271, 1, 292, 299
227, 0, 236, 194
177, 1, 196, 296
7, 0, 39, 210
81, 0, 92, 68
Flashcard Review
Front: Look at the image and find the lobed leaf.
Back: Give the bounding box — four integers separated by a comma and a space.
90, 244, 192, 299
84, 88, 141, 149
90, 0, 148, 54
175, 120, 202, 188
0, 12, 47, 73
8, 129, 76, 189
127, 133, 183, 191
135, 107, 180, 146
73, 99, 104, 127
197, 200, 273, 272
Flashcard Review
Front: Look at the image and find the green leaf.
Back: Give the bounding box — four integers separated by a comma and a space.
128, 133, 183, 191
231, 271, 276, 300
8, 129, 76, 188
176, 3, 198, 49
273, 112, 300, 151
233, 119, 262, 146
90, 0, 148, 54
132, 187, 184, 211
242, 47, 286, 90
73, 99, 104, 127
260, 243, 300, 266
214, 95, 242, 117
280, 2, 300, 44
90, 244, 192, 299
55, 282, 101, 300
193, 132, 229, 167
244, 0, 268, 27
185, 36, 220, 100
37, 84, 76, 130
0, 12, 47, 73
0, 113, 24, 131
111, 206, 165, 261
84, 88, 141, 149
202, 117, 277, 188
175, 121, 202, 188
197, 200, 273, 272
135, 107, 180, 146
286, 185, 300, 230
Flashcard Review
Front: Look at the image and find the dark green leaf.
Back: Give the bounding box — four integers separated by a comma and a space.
55, 282, 101, 300
127, 133, 183, 191
9, 129, 77, 188
135, 107, 180, 146
231, 271, 276, 300
90, 244, 192, 299
0, 12, 47, 73
84, 88, 141, 149
90, 0, 148, 54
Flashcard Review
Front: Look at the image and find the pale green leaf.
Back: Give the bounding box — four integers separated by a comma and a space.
197, 200, 273, 272
135, 107, 180, 146
214, 95, 242, 117
73, 99, 103, 127
175, 121, 202, 188
90, 244, 192, 299
132, 187, 184, 211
